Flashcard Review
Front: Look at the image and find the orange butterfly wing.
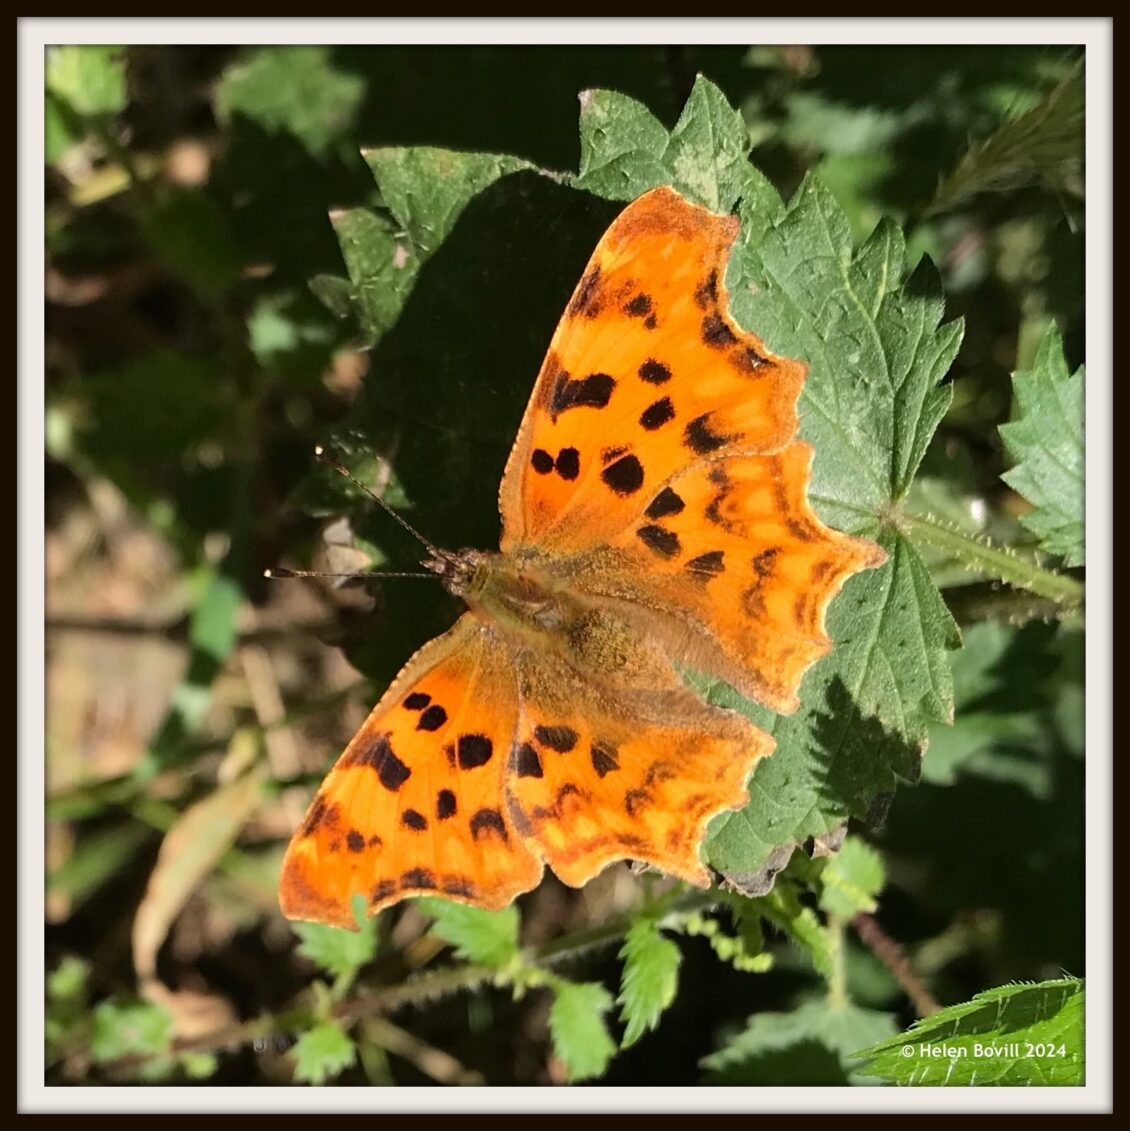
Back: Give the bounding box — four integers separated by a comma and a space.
280, 615, 542, 927
498, 184, 805, 552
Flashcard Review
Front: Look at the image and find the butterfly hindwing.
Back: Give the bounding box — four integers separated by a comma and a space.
498, 185, 805, 553
505, 650, 774, 888
280, 614, 542, 928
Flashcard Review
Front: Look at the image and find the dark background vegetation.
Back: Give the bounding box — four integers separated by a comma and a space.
44, 43, 1084, 1085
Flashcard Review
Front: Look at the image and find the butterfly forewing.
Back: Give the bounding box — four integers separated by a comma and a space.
498, 185, 805, 553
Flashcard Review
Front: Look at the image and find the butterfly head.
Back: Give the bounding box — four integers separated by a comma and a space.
423, 547, 489, 600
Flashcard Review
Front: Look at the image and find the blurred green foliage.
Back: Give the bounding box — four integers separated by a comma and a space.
45, 43, 1085, 1089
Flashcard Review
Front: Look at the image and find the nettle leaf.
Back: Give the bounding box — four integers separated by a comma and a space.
853, 977, 1084, 1086
316, 148, 532, 348
577, 75, 780, 219
418, 899, 520, 968
308, 80, 961, 887
290, 1021, 358, 1085
294, 901, 378, 981
707, 173, 962, 878
1000, 322, 1084, 566
548, 981, 618, 1083
617, 919, 682, 1047
818, 836, 884, 919
703, 999, 897, 1085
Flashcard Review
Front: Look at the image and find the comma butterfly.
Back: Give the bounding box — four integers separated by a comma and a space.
279, 186, 886, 928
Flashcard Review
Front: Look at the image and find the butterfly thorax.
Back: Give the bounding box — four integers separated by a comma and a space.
435, 548, 571, 637
430, 546, 677, 691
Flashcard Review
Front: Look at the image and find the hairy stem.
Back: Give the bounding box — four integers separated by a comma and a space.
893, 508, 1083, 608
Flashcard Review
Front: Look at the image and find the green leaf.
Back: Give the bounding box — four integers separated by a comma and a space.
188, 569, 243, 663
707, 173, 963, 877
45, 45, 126, 119
745, 880, 835, 979
291, 1021, 357, 1085
576, 75, 776, 215
703, 999, 897, 1085
927, 60, 1083, 215
310, 81, 962, 881
90, 1000, 172, 1064
1000, 322, 1084, 566
819, 836, 885, 919
617, 919, 682, 1047
363, 147, 532, 257
576, 89, 671, 201
215, 46, 364, 160
47, 956, 89, 1003
317, 148, 531, 347
294, 896, 378, 979
853, 977, 1084, 1086
548, 981, 618, 1083
418, 899, 520, 968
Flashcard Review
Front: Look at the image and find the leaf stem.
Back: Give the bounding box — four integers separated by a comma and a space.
892, 508, 1083, 608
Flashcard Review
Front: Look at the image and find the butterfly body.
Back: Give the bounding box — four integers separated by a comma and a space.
280, 186, 886, 929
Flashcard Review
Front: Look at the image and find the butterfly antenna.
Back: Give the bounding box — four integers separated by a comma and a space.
264, 567, 436, 581
313, 445, 447, 561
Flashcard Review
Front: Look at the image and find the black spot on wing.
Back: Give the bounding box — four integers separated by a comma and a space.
403, 692, 430, 710
345, 733, 410, 792
457, 733, 494, 770
624, 788, 651, 817
534, 724, 578, 753
636, 524, 681, 559
554, 447, 580, 481
601, 454, 645, 496
401, 809, 428, 831
513, 742, 544, 779
644, 314, 658, 330
531, 448, 555, 474
401, 868, 437, 891
441, 876, 476, 898
416, 704, 447, 731
702, 312, 738, 348
371, 879, 397, 902
694, 271, 718, 310
639, 397, 675, 431
753, 547, 780, 577
686, 550, 725, 577
346, 829, 366, 853
645, 487, 685, 520
552, 372, 616, 418
301, 797, 329, 837
601, 445, 628, 465
570, 265, 603, 318
470, 808, 509, 843
684, 414, 732, 455
436, 789, 457, 820
591, 742, 620, 778
624, 292, 653, 318
639, 359, 671, 385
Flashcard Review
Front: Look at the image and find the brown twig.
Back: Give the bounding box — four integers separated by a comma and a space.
851, 911, 941, 1017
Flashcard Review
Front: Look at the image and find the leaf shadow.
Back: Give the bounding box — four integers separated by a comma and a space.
807, 672, 923, 825
321, 172, 620, 684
